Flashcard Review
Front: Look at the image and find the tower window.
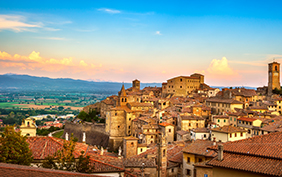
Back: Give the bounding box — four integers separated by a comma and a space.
275, 66, 278, 71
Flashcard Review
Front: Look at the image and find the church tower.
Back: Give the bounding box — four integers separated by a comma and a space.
132, 79, 140, 90
118, 85, 127, 106
268, 62, 281, 95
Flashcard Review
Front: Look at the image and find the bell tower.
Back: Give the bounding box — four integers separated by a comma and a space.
118, 84, 127, 106
268, 61, 281, 95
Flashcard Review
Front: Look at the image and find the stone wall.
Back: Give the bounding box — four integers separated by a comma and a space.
64, 121, 109, 148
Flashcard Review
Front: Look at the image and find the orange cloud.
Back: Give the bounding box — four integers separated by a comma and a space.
206, 57, 239, 79
0, 50, 128, 80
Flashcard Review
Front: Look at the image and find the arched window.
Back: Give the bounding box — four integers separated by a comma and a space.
122, 98, 124, 102
275, 66, 278, 71
27, 122, 30, 127
125, 98, 127, 102
163, 149, 166, 157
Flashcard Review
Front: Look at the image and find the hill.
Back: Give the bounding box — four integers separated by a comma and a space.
0, 74, 162, 94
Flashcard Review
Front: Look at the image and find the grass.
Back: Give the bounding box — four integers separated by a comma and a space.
0, 102, 24, 108
52, 129, 64, 139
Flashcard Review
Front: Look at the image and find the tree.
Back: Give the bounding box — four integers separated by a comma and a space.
0, 126, 33, 165
42, 135, 93, 172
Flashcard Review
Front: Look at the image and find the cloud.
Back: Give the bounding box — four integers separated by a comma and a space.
36, 37, 67, 40
155, 31, 162, 35
0, 15, 41, 32
98, 8, 121, 14
0, 50, 127, 78
196, 57, 239, 81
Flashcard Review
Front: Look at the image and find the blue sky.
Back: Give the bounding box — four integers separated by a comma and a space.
0, 0, 282, 86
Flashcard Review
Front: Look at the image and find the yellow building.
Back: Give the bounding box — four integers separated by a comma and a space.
162, 73, 205, 97
182, 140, 217, 177
206, 98, 243, 114
211, 125, 247, 142
20, 117, 37, 137
212, 115, 230, 127
159, 122, 174, 143
178, 115, 205, 131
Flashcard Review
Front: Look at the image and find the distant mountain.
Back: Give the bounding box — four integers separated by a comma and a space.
0, 74, 162, 94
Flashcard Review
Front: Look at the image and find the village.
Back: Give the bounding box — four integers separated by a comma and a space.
9, 61, 282, 177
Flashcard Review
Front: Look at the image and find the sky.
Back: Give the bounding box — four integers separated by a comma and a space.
1, 0, 282, 87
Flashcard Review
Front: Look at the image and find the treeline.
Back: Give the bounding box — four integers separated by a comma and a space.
0, 108, 75, 125
36, 126, 63, 136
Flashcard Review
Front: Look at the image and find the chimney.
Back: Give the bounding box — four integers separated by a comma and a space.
82, 131, 86, 143
101, 146, 104, 155
218, 144, 224, 161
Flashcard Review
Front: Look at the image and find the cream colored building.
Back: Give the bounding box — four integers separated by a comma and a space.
211, 125, 247, 142
178, 115, 205, 131
20, 117, 37, 137
162, 73, 205, 97
206, 98, 243, 114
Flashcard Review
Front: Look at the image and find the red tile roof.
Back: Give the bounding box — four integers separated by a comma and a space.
0, 162, 106, 177
182, 140, 217, 157
207, 131, 282, 176
238, 117, 258, 122
211, 125, 247, 134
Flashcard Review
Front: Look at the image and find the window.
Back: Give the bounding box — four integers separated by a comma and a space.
218, 119, 220, 123
129, 126, 131, 129
131, 142, 134, 146
151, 136, 153, 138
169, 129, 171, 132
140, 148, 143, 152
235, 133, 237, 137
198, 158, 203, 162
240, 132, 243, 137
180, 86, 182, 88
204, 134, 206, 138
180, 79, 182, 82
129, 118, 131, 121
224, 119, 226, 123
171, 168, 174, 173
186, 169, 191, 175
187, 157, 190, 163
189, 123, 191, 126
115, 113, 117, 116
163, 149, 166, 157
230, 133, 232, 138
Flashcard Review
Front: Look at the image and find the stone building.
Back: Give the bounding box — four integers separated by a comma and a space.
161, 73, 207, 97
268, 61, 281, 95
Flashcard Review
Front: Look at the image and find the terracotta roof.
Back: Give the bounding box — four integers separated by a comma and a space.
181, 115, 205, 120
211, 125, 247, 134
128, 102, 153, 107
206, 98, 243, 104
182, 140, 217, 157
176, 130, 190, 136
192, 127, 210, 133
207, 131, 282, 176
123, 158, 156, 168
119, 85, 127, 97
213, 115, 229, 119
0, 162, 106, 177
159, 122, 173, 127
207, 152, 282, 176
27, 137, 88, 160
238, 117, 258, 122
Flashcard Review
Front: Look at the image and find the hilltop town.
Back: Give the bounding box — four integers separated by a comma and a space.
3, 61, 282, 177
